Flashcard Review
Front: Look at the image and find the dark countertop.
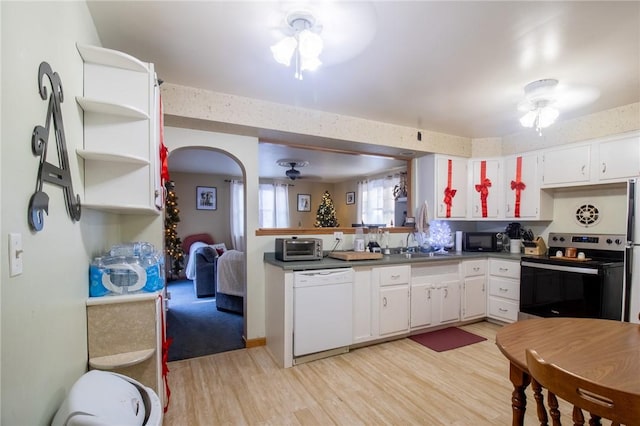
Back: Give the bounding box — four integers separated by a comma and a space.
264, 251, 525, 271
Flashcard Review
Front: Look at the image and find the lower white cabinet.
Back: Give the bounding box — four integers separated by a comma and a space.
353, 267, 374, 344
411, 262, 460, 330
487, 258, 520, 323
374, 265, 410, 337
461, 259, 487, 320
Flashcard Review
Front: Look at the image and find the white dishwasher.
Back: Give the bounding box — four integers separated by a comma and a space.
293, 268, 353, 359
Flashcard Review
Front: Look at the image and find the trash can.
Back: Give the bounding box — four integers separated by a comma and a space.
51, 370, 162, 426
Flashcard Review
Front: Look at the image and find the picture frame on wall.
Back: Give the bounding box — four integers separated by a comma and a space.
346, 191, 355, 205
196, 186, 217, 210
297, 194, 311, 212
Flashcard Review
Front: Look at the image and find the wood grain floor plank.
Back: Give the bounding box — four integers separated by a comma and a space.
163, 321, 574, 425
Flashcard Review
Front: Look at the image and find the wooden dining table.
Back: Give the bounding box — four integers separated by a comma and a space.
495, 317, 640, 426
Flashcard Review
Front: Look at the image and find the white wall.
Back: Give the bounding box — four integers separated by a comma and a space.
163, 127, 261, 338
0, 3, 120, 424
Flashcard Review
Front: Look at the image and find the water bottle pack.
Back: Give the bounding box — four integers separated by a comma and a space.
89, 242, 164, 297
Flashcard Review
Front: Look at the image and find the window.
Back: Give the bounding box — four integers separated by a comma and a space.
357, 174, 400, 226
259, 183, 290, 228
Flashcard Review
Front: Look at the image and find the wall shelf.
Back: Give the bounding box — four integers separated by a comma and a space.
76, 43, 149, 73
83, 203, 161, 215
76, 97, 149, 120
76, 149, 149, 165
89, 348, 155, 370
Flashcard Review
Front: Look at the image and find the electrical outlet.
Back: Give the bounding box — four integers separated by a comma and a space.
333, 231, 344, 241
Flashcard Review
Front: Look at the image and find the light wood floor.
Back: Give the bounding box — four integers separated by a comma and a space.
163, 321, 572, 425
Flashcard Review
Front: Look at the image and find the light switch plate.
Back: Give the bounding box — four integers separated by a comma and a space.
9, 233, 23, 276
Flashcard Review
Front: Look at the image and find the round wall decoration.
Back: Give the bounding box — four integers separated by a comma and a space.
574, 203, 600, 227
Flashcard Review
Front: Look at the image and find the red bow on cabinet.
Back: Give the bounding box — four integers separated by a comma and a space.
443, 159, 457, 217
475, 178, 492, 217
510, 156, 526, 218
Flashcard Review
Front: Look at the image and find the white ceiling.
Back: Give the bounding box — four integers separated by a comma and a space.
87, 1, 640, 178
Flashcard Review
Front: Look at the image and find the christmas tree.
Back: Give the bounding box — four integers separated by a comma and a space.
427, 220, 453, 253
314, 191, 339, 227
164, 181, 184, 280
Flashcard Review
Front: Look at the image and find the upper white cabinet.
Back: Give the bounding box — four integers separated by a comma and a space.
596, 132, 640, 182
504, 152, 553, 220
417, 154, 468, 219
542, 143, 592, 186
541, 131, 640, 188
77, 44, 162, 214
469, 158, 502, 219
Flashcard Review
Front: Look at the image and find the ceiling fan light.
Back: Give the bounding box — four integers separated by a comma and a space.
519, 110, 537, 128
298, 30, 323, 58
300, 55, 322, 72
537, 106, 559, 128
271, 36, 297, 66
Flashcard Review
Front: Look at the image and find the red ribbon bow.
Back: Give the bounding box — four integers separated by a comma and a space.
475, 178, 492, 217
443, 187, 457, 217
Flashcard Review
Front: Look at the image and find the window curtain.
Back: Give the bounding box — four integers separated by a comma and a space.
258, 183, 290, 228
229, 180, 245, 252
357, 174, 400, 226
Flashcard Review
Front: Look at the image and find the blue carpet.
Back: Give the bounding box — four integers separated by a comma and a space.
166, 280, 244, 361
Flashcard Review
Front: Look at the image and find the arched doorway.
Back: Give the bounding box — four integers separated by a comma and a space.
164, 146, 247, 361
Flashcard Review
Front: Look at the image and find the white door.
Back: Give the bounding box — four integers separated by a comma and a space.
505, 153, 539, 219
410, 282, 432, 328
470, 159, 501, 218
435, 157, 467, 218
379, 285, 409, 335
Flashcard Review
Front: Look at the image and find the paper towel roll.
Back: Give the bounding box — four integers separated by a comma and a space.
455, 231, 463, 252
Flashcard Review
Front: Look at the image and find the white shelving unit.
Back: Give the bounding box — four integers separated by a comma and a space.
76, 43, 162, 214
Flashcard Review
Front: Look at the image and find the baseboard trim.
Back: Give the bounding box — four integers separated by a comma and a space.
245, 337, 266, 348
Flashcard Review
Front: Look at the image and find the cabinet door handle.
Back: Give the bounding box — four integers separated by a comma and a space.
499, 267, 509, 272
602, 162, 607, 174
581, 164, 586, 175
473, 266, 480, 272
506, 204, 511, 212
499, 287, 508, 292
383, 297, 387, 307
427, 289, 431, 300
475, 205, 479, 213
499, 307, 508, 312
482, 284, 485, 292
391, 274, 400, 280
444, 288, 448, 298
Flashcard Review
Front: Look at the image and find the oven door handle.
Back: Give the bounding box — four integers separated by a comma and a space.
521, 261, 599, 275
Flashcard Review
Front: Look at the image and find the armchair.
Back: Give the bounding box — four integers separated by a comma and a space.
193, 246, 218, 298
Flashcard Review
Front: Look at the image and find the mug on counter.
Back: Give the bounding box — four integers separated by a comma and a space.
555, 250, 563, 257
565, 247, 577, 258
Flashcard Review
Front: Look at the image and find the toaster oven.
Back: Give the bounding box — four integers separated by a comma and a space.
275, 238, 323, 261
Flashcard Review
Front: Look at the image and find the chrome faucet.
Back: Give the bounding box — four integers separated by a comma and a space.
406, 231, 418, 252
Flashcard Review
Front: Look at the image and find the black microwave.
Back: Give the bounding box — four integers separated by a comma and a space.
463, 232, 504, 252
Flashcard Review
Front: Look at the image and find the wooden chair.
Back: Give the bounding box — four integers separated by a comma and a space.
525, 349, 640, 426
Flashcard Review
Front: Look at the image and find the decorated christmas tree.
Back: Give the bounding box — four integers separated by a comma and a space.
314, 190, 340, 228
427, 220, 454, 253
164, 181, 184, 280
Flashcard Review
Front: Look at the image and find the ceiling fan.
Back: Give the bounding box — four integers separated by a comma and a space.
278, 159, 309, 180
517, 78, 600, 134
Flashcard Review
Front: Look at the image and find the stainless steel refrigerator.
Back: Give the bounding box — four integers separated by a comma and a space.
625, 178, 640, 323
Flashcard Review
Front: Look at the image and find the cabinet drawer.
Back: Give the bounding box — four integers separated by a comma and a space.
462, 260, 486, 277
489, 259, 520, 279
488, 297, 518, 322
379, 265, 410, 286
488, 277, 519, 301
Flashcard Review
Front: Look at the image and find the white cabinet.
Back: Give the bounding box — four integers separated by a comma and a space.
461, 259, 487, 320
597, 132, 640, 182
542, 143, 592, 187
411, 262, 460, 330
487, 259, 520, 323
352, 267, 374, 344
469, 158, 502, 219
375, 265, 410, 337
540, 131, 639, 187
416, 154, 468, 219
77, 44, 162, 214
87, 293, 165, 406
504, 152, 552, 220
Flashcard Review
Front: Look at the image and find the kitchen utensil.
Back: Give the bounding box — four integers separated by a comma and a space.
506, 223, 522, 239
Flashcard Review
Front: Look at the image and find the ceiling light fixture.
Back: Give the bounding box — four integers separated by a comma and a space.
271, 11, 323, 80
519, 79, 560, 136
